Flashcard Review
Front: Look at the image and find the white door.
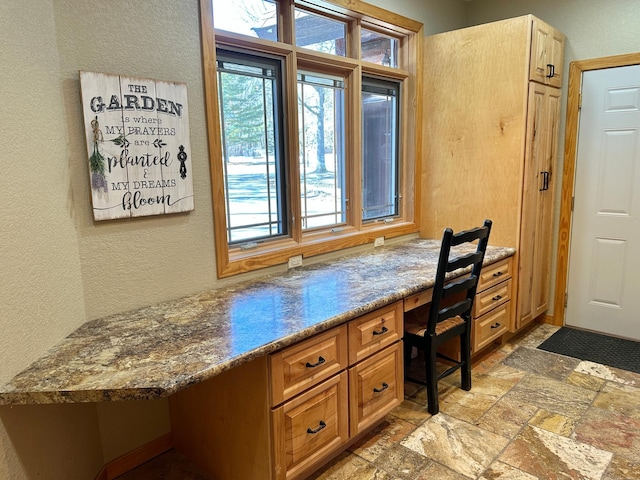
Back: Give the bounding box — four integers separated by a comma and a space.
566, 65, 640, 340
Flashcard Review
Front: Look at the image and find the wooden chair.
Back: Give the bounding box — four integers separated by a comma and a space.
404, 220, 492, 414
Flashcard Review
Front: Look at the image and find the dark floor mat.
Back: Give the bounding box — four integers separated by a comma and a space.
538, 327, 640, 374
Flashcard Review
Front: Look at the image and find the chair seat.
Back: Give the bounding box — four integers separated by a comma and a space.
405, 315, 465, 337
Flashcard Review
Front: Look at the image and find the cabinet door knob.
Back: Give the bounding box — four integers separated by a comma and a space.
305, 356, 326, 368
492, 271, 503, 277
307, 420, 327, 434
492, 295, 502, 301
490, 322, 501, 329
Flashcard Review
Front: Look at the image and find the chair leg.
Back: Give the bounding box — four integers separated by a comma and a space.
425, 338, 439, 415
460, 329, 472, 391
404, 341, 413, 371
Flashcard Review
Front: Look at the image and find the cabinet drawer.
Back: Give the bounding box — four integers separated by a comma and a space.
404, 288, 433, 312
271, 325, 348, 406
348, 342, 403, 436
272, 372, 349, 480
348, 301, 402, 365
474, 278, 512, 318
477, 258, 512, 292
473, 301, 510, 352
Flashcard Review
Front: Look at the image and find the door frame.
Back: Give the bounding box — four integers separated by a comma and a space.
553, 52, 640, 325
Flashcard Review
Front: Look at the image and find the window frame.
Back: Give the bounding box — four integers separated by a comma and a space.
200, 0, 423, 277
216, 49, 290, 245
361, 75, 402, 223
297, 69, 348, 232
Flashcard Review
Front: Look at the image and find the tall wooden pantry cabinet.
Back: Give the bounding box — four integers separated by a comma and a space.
421, 15, 565, 332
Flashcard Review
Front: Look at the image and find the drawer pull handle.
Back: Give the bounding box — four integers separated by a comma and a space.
307, 420, 326, 434
547, 63, 555, 79
492, 271, 504, 277
373, 326, 389, 336
490, 322, 501, 329
305, 356, 326, 368
492, 295, 502, 301
373, 382, 389, 393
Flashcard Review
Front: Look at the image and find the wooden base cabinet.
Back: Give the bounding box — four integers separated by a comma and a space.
348, 341, 403, 436
272, 372, 349, 480
472, 258, 512, 352
421, 15, 564, 332
170, 302, 404, 480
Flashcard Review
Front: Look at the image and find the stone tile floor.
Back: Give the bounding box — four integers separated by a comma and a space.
119, 322, 640, 480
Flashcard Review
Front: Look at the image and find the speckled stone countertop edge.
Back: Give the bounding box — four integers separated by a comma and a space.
0, 239, 515, 406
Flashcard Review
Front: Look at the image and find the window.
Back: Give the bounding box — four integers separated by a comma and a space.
202, 0, 422, 277
361, 28, 398, 67
298, 72, 346, 230
361, 77, 400, 221
212, 0, 279, 41
295, 8, 347, 56
217, 51, 287, 244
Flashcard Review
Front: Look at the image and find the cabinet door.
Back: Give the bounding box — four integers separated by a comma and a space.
348, 342, 403, 436
547, 28, 565, 88
531, 86, 561, 319
517, 83, 560, 329
530, 18, 565, 88
272, 372, 349, 480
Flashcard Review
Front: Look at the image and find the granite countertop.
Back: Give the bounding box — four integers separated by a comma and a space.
0, 238, 514, 406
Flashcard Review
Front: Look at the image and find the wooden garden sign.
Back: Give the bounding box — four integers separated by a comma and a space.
80, 71, 194, 220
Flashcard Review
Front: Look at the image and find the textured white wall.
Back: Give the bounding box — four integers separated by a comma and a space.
467, 0, 640, 61
368, 0, 468, 34
0, 2, 100, 479
53, 0, 219, 321
0, 0, 86, 390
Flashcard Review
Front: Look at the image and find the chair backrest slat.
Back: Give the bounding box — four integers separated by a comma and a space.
441, 275, 477, 299
437, 298, 473, 323
446, 251, 484, 273
451, 225, 490, 246
427, 219, 492, 336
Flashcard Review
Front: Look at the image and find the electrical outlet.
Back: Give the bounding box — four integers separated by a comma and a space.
288, 255, 303, 269
374, 236, 385, 247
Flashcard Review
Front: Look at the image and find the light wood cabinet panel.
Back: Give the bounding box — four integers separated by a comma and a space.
477, 257, 512, 292
474, 279, 511, 318
422, 15, 564, 332
272, 372, 349, 480
519, 83, 562, 328
170, 356, 273, 480
403, 288, 433, 312
473, 302, 510, 352
530, 17, 565, 88
271, 325, 348, 405
472, 258, 513, 353
348, 342, 403, 436
348, 301, 402, 365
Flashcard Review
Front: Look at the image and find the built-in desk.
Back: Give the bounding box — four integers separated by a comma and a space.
0, 238, 514, 479
0, 238, 514, 406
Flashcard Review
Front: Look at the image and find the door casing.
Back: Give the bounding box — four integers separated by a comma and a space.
554, 52, 640, 325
